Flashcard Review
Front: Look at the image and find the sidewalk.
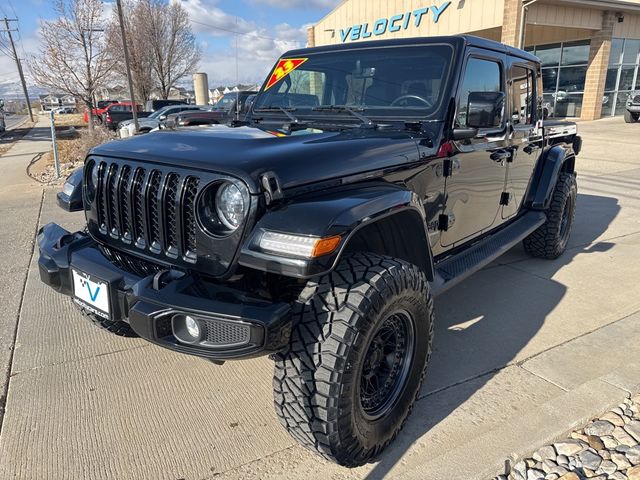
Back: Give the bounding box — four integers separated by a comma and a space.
0, 118, 639, 480
0, 119, 52, 426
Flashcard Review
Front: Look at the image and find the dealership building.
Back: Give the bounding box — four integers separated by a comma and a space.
307, 0, 640, 120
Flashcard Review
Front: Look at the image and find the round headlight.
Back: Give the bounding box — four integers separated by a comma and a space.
216, 182, 247, 231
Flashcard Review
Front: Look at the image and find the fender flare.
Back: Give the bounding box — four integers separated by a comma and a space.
238, 183, 435, 280
528, 144, 575, 210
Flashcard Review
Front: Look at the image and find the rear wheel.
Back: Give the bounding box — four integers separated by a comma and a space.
624, 110, 639, 123
523, 172, 577, 259
273, 253, 433, 467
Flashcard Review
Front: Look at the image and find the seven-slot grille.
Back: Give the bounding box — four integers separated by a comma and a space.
93, 160, 200, 263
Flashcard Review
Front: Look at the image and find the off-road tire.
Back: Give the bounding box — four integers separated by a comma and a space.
523, 172, 577, 259
624, 110, 639, 123
273, 253, 434, 467
75, 303, 138, 337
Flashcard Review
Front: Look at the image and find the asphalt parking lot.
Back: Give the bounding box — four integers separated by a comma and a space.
0, 117, 639, 480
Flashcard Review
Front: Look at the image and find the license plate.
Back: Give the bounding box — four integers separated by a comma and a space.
72, 269, 110, 319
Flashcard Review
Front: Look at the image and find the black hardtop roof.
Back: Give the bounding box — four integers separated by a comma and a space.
282, 34, 539, 64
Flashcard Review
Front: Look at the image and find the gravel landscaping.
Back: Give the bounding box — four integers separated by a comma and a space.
495, 394, 640, 480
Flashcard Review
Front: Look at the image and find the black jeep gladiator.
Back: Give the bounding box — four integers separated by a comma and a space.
40, 35, 581, 467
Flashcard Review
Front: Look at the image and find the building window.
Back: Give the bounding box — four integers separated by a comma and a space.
526, 40, 590, 118
602, 38, 640, 118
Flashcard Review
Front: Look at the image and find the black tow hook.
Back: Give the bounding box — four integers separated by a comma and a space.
152, 269, 185, 291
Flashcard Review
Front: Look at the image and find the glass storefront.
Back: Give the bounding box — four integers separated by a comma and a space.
601, 38, 640, 117
526, 40, 590, 118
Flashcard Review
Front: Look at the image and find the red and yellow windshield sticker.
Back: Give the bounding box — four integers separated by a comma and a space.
264, 58, 308, 91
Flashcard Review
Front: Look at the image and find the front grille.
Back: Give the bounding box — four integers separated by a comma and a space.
633, 95, 640, 104
93, 160, 201, 264
101, 244, 165, 278
202, 318, 251, 346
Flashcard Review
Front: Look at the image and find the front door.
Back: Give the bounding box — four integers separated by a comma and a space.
440, 53, 510, 249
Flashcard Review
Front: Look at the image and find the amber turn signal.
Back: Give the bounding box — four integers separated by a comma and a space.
312, 235, 342, 258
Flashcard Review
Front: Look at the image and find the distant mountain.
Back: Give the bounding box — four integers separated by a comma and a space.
0, 79, 47, 100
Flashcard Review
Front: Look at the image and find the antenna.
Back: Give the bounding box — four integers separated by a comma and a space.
235, 16, 240, 120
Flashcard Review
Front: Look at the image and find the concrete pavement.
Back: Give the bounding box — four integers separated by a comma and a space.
3, 115, 29, 132
0, 117, 639, 479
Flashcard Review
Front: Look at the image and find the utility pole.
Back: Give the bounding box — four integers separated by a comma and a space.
115, 0, 138, 133
2, 18, 34, 122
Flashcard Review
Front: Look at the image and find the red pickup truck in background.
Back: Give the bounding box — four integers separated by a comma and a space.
82, 100, 118, 124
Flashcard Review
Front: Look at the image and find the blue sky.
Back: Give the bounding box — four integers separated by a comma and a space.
0, 0, 341, 96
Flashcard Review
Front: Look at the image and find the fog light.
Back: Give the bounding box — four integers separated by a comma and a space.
172, 314, 203, 344
185, 315, 200, 338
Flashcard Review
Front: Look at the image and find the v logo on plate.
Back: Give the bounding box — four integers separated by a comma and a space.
86, 284, 100, 302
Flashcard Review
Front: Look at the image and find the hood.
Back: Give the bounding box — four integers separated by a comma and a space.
90, 123, 434, 194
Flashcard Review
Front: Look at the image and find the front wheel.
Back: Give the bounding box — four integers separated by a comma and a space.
273, 253, 433, 467
523, 172, 577, 259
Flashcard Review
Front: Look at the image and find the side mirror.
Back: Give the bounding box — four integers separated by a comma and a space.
159, 115, 166, 120
57, 167, 84, 212
467, 91, 505, 129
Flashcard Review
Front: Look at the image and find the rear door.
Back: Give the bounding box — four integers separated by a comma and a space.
502, 60, 543, 219
440, 52, 510, 249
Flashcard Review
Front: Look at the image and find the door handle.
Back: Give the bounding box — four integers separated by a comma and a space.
490, 150, 512, 162
523, 144, 541, 155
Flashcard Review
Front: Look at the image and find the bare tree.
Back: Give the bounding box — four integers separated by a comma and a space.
144, 0, 201, 99
105, 0, 155, 103
29, 0, 114, 129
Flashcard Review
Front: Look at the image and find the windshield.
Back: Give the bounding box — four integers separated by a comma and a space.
254, 44, 453, 119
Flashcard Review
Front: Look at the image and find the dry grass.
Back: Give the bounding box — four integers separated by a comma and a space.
50, 113, 86, 128
30, 127, 115, 182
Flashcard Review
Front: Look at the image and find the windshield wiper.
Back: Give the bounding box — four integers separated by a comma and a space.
254, 106, 301, 124
312, 105, 376, 129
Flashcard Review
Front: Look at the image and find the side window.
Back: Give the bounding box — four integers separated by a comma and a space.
457, 58, 502, 128
511, 66, 535, 125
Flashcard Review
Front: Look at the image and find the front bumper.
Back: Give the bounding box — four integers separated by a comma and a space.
627, 104, 640, 113
37, 223, 292, 361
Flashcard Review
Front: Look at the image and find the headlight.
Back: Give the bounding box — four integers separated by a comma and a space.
216, 182, 246, 230
197, 180, 249, 236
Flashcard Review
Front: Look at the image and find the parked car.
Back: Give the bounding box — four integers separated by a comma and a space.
161, 91, 256, 128
145, 99, 188, 112
101, 102, 151, 130
54, 106, 75, 114
83, 100, 118, 124
118, 104, 207, 134
625, 91, 640, 123
42, 35, 581, 467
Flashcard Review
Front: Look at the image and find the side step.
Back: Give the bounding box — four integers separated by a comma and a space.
431, 211, 546, 296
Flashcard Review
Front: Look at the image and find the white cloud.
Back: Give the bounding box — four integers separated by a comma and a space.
179, 0, 256, 36
198, 23, 308, 86
179, 0, 309, 87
